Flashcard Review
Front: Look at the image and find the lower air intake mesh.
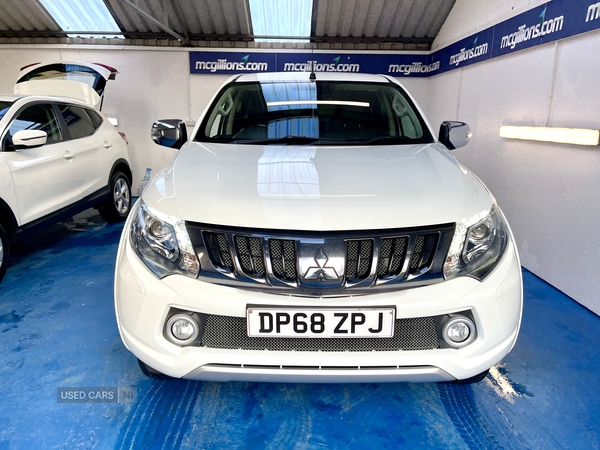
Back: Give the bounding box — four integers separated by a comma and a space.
200, 315, 440, 352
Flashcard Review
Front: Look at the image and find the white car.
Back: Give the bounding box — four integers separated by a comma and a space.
115, 72, 522, 384
0, 61, 132, 281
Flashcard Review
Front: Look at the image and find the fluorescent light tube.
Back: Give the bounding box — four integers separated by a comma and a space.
267, 101, 370, 107
499, 126, 600, 146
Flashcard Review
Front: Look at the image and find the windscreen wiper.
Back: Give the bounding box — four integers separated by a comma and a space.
360, 136, 430, 145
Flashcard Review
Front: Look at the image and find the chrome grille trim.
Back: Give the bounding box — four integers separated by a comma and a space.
187, 222, 455, 295
200, 315, 440, 352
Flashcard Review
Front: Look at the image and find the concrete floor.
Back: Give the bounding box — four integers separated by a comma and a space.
0, 209, 599, 449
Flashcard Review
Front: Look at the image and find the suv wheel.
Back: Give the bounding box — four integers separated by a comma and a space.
0, 222, 10, 282
452, 369, 490, 385
99, 172, 131, 223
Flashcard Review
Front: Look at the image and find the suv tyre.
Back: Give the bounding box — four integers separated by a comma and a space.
99, 172, 132, 223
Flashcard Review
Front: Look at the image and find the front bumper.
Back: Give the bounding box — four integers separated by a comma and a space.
114, 218, 523, 383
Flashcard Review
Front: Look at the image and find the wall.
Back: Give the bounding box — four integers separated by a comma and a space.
428, 0, 600, 315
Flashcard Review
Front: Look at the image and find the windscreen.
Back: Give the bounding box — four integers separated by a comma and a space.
0, 101, 14, 121
196, 81, 433, 145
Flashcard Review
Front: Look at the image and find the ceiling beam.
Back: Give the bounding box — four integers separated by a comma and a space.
119, 0, 188, 44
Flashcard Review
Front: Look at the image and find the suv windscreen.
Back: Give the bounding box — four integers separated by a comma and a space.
0, 101, 14, 120
196, 81, 434, 145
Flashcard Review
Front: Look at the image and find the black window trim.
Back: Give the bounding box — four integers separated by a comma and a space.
0, 100, 104, 152
1, 100, 65, 152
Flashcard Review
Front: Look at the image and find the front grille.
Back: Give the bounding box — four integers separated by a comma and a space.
200, 315, 440, 352
187, 223, 454, 294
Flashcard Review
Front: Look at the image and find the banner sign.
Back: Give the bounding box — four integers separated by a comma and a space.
190, 0, 600, 77
431, 0, 600, 75
427, 27, 494, 76
190, 51, 431, 77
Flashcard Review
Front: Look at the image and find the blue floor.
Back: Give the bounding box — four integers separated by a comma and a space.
1, 210, 599, 449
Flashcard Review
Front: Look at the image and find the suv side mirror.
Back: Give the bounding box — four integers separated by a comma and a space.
439, 121, 472, 150
151, 119, 187, 149
11, 129, 48, 150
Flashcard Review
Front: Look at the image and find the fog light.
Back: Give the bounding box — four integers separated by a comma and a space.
442, 317, 476, 348
166, 314, 199, 345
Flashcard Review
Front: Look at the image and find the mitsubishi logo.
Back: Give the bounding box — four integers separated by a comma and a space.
303, 248, 340, 281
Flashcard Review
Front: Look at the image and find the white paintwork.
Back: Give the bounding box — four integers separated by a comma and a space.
143, 142, 492, 231
11, 129, 47, 147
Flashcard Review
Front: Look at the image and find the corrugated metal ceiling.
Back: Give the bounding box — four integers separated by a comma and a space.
0, 0, 456, 50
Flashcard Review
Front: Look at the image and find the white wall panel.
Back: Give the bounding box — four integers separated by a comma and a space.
429, 1, 600, 315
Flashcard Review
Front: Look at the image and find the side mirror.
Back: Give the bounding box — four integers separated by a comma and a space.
151, 119, 187, 149
439, 121, 472, 150
11, 129, 48, 150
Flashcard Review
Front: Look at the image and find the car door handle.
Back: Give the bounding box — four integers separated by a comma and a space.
63, 151, 75, 160
103, 141, 113, 149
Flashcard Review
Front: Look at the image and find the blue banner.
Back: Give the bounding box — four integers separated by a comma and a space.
190, 1, 600, 77
428, 27, 494, 76
190, 52, 276, 74
276, 53, 432, 77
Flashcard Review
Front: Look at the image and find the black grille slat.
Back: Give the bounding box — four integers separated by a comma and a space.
409, 234, 438, 273
234, 236, 265, 277
204, 232, 234, 271
377, 237, 408, 277
346, 239, 373, 283
357, 240, 372, 277
389, 237, 408, 274
269, 239, 297, 282
410, 235, 425, 270
201, 315, 440, 352
346, 241, 359, 280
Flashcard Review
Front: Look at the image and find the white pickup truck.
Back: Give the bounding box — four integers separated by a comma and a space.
115, 72, 522, 384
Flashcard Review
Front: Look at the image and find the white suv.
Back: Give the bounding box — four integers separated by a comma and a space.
0, 62, 132, 281
115, 72, 522, 384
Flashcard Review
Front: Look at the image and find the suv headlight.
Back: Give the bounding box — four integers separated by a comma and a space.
443, 204, 509, 281
130, 201, 200, 278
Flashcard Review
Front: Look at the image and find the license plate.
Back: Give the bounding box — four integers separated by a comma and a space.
246, 306, 396, 338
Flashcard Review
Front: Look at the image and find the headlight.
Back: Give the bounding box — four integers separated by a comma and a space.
443, 204, 509, 281
130, 201, 200, 279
